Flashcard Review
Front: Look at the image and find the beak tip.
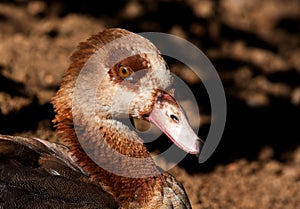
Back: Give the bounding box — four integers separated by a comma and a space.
190, 138, 204, 156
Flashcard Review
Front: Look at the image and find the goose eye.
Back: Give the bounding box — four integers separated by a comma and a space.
118, 64, 132, 79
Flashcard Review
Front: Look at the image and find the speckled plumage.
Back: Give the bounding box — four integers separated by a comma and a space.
0, 28, 197, 209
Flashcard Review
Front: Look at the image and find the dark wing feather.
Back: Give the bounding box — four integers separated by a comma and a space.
0, 134, 118, 209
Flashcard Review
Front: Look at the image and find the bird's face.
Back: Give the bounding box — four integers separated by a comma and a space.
90, 30, 202, 155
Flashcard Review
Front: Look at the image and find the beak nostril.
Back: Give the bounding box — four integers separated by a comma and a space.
170, 114, 179, 123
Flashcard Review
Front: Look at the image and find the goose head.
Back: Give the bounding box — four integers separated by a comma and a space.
52, 28, 203, 208
72, 28, 201, 154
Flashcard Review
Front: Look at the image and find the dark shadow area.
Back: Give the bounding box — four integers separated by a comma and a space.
0, 67, 27, 97
118, 1, 198, 32
47, 0, 127, 18
0, 98, 54, 135
276, 17, 300, 34
179, 94, 300, 173
220, 24, 278, 53
268, 69, 300, 88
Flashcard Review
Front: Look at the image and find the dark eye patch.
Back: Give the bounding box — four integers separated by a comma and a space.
108, 54, 151, 84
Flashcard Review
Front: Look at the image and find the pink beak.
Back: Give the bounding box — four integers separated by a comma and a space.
148, 90, 203, 155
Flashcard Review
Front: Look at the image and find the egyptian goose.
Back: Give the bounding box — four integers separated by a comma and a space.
0, 28, 203, 208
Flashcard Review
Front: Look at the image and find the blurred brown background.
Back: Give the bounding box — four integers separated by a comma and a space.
0, 0, 299, 208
